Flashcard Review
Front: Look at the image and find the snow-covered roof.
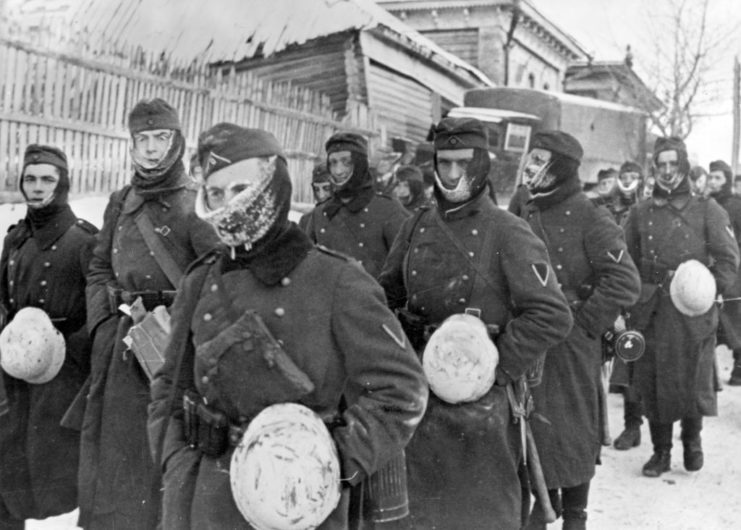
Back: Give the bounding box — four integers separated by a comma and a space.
56, 0, 492, 85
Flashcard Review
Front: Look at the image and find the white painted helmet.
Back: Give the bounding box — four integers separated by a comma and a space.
230, 403, 341, 530
423, 313, 499, 404
670, 259, 717, 316
0, 307, 65, 384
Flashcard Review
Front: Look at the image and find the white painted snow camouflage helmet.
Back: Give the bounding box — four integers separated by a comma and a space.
230, 402, 341, 530
670, 259, 717, 317
423, 313, 499, 404
0, 307, 65, 384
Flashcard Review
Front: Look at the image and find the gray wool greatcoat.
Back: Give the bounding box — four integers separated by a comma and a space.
519, 187, 641, 489
624, 193, 739, 423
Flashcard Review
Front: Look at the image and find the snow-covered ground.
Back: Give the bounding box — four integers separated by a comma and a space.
3, 195, 740, 530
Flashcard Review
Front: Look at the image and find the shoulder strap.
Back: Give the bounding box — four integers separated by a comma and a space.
431, 210, 499, 291
134, 207, 184, 288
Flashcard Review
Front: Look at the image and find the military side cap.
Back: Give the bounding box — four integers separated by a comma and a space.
197, 122, 285, 178
23, 144, 68, 172
653, 136, 687, 156
432, 117, 488, 150
530, 130, 583, 162
128, 98, 181, 134
325, 132, 368, 157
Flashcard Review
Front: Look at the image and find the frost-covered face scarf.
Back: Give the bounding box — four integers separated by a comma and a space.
196, 157, 291, 255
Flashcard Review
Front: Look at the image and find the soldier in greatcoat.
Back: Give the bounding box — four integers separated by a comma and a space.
0, 145, 97, 530
624, 137, 739, 478
378, 117, 574, 530
78, 99, 217, 529
303, 133, 409, 278
147, 123, 428, 529
706, 159, 741, 385
516, 131, 641, 530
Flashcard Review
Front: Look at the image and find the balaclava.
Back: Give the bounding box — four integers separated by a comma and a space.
617, 161, 643, 196
394, 165, 425, 208
128, 98, 186, 193
21, 144, 73, 233
652, 136, 691, 199
523, 130, 583, 201
195, 123, 291, 256
324, 132, 374, 217
310, 161, 332, 203
708, 160, 733, 199
431, 117, 491, 209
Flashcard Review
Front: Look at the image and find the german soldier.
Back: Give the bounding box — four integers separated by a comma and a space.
78, 99, 217, 529
304, 133, 409, 278
516, 131, 641, 529
0, 145, 97, 529
147, 123, 428, 529
378, 117, 573, 529
624, 137, 739, 477
706, 159, 741, 385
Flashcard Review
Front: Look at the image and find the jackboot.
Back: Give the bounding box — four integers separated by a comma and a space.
729, 361, 741, 386
681, 417, 704, 471
561, 482, 589, 530
642, 451, 671, 477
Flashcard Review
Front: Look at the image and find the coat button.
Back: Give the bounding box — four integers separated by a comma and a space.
411, 270, 417, 276
44, 262, 51, 268
8, 298, 13, 304
118, 225, 123, 231
458, 298, 466, 304
413, 247, 419, 253
648, 221, 653, 226
211, 284, 218, 292
51, 245, 57, 250
565, 211, 571, 216
363, 208, 369, 213
648, 235, 653, 240
560, 228, 565, 233
462, 274, 469, 281
358, 242, 364, 248
113, 248, 119, 254
203, 313, 213, 321
472, 229, 478, 236
320, 228, 326, 234
38, 299, 45, 304
556, 264, 563, 270
557, 247, 563, 252
468, 251, 475, 258
360, 223, 366, 228
40, 280, 47, 286
281, 277, 291, 287
275, 307, 285, 317
201, 376, 209, 384
8, 260, 14, 266
8, 280, 13, 286
420, 227, 425, 233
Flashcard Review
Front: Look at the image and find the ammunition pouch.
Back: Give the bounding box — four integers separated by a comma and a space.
396, 308, 428, 352
107, 285, 176, 313
183, 389, 239, 458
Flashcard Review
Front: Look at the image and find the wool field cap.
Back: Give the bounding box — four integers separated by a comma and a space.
709, 160, 732, 175
432, 117, 488, 150
312, 161, 331, 183
530, 130, 584, 162
597, 168, 618, 180
653, 136, 687, 156
197, 122, 285, 179
619, 161, 643, 175
128, 98, 182, 134
23, 144, 68, 172
325, 132, 368, 157
396, 165, 424, 183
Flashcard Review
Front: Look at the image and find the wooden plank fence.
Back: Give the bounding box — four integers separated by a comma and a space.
0, 38, 379, 203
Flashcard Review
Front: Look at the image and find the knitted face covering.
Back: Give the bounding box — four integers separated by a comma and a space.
195, 157, 281, 252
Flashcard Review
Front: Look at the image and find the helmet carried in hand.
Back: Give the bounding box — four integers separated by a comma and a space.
0, 307, 65, 384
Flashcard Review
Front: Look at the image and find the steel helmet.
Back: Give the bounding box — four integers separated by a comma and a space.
230, 403, 341, 530
670, 259, 717, 316
422, 313, 499, 404
0, 307, 65, 384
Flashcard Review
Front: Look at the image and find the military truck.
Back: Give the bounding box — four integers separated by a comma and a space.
447, 87, 648, 202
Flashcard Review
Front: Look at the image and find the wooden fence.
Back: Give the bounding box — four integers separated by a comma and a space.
0, 38, 378, 203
